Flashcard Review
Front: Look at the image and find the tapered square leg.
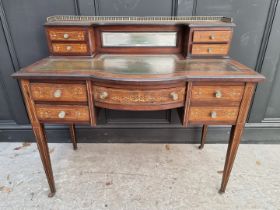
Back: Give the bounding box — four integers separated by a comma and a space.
220, 123, 244, 193
69, 124, 77, 150
199, 125, 208, 149
39, 124, 56, 197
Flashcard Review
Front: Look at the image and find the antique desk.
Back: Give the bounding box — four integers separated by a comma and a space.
12, 16, 265, 197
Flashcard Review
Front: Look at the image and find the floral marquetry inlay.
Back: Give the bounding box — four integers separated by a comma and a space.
110, 94, 166, 103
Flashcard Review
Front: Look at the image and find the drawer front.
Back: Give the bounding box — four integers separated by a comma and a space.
189, 107, 239, 123
36, 105, 89, 122
94, 86, 185, 105
191, 85, 244, 102
191, 44, 229, 55
30, 83, 87, 102
48, 30, 86, 41
52, 43, 88, 54
193, 30, 232, 43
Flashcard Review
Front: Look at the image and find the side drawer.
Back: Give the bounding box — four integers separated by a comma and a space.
51, 43, 88, 54
191, 85, 244, 102
30, 83, 87, 102
193, 30, 232, 43
36, 105, 90, 122
189, 107, 239, 124
191, 44, 229, 55
48, 30, 86, 41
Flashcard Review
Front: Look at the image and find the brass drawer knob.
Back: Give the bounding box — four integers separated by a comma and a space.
209, 34, 215, 40
99, 91, 108, 99
170, 92, 178, 101
66, 46, 72, 51
53, 89, 62, 98
207, 48, 213, 53
210, 111, 217, 119
58, 111, 66, 119
215, 90, 222, 98
63, 33, 69, 39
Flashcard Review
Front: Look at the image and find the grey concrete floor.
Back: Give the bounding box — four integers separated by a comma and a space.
0, 143, 279, 210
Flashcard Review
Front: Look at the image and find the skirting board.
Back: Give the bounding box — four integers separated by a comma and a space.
0, 123, 280, 144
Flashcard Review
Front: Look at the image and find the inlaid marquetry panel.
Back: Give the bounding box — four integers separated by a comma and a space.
36, 104, 90, 122
30, 83, 87, 102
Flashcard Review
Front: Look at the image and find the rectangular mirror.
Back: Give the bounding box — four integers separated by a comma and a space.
102, 32, 177, 47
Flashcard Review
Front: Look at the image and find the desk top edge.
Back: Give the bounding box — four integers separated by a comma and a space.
12, 56, 265, 83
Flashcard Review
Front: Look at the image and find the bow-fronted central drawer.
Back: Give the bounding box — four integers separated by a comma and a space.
93, 85, 186, 110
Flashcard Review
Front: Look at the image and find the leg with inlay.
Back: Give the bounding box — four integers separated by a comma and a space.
21, 80, 56, 197
219, 82, 256, 193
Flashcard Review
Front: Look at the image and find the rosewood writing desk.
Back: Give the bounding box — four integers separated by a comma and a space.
12, 16, 265, 197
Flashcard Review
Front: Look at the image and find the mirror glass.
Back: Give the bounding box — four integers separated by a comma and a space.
102, 32, 177, 47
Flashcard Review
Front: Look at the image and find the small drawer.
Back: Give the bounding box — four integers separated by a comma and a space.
193, 30, 232, 43
30, 83, 87, 102
93, 86, 185, 105
191, 44, 229, 55
52, 43, 88, 54
189, 107, 239, 123
48, 30, 86, 41
191, 85, 244, 102
36, 105, 89, 122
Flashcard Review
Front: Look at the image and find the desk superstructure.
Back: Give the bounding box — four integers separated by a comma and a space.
12, 16, 264, 197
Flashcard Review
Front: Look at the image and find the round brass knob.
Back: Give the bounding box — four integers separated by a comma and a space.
209, 34, 215, 40
215, 90, 222, 98
53, 89, 62, 98
170, 92, 178, 101
207, 48, 213, 53
66, 46, 72, 51
210, 111, 217, 119
63, 33, 69, 39
58, 111, 66, 119
99, 91, 108, 100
